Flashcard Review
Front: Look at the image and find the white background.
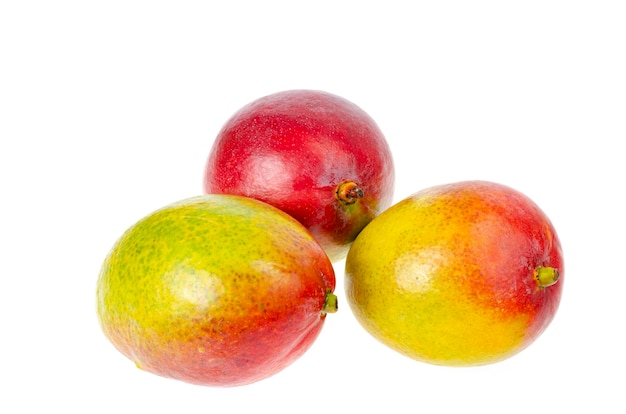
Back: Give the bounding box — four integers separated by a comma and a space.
2, 1, 624, 412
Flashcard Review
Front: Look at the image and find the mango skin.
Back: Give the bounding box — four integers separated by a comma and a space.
345, 181, 563, 366
97, 194, 335, 387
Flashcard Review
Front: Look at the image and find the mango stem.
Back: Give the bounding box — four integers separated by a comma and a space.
322, 292, 338, 314
534, 266, 560, 288
335, 181, 363, 205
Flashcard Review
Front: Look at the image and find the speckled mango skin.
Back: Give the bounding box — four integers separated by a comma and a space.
345, 181, 563, 366
96, 194, 335, 387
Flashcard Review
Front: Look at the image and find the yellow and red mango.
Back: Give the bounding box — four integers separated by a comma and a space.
345, 180, 563, 366
97, 194, 336, 387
